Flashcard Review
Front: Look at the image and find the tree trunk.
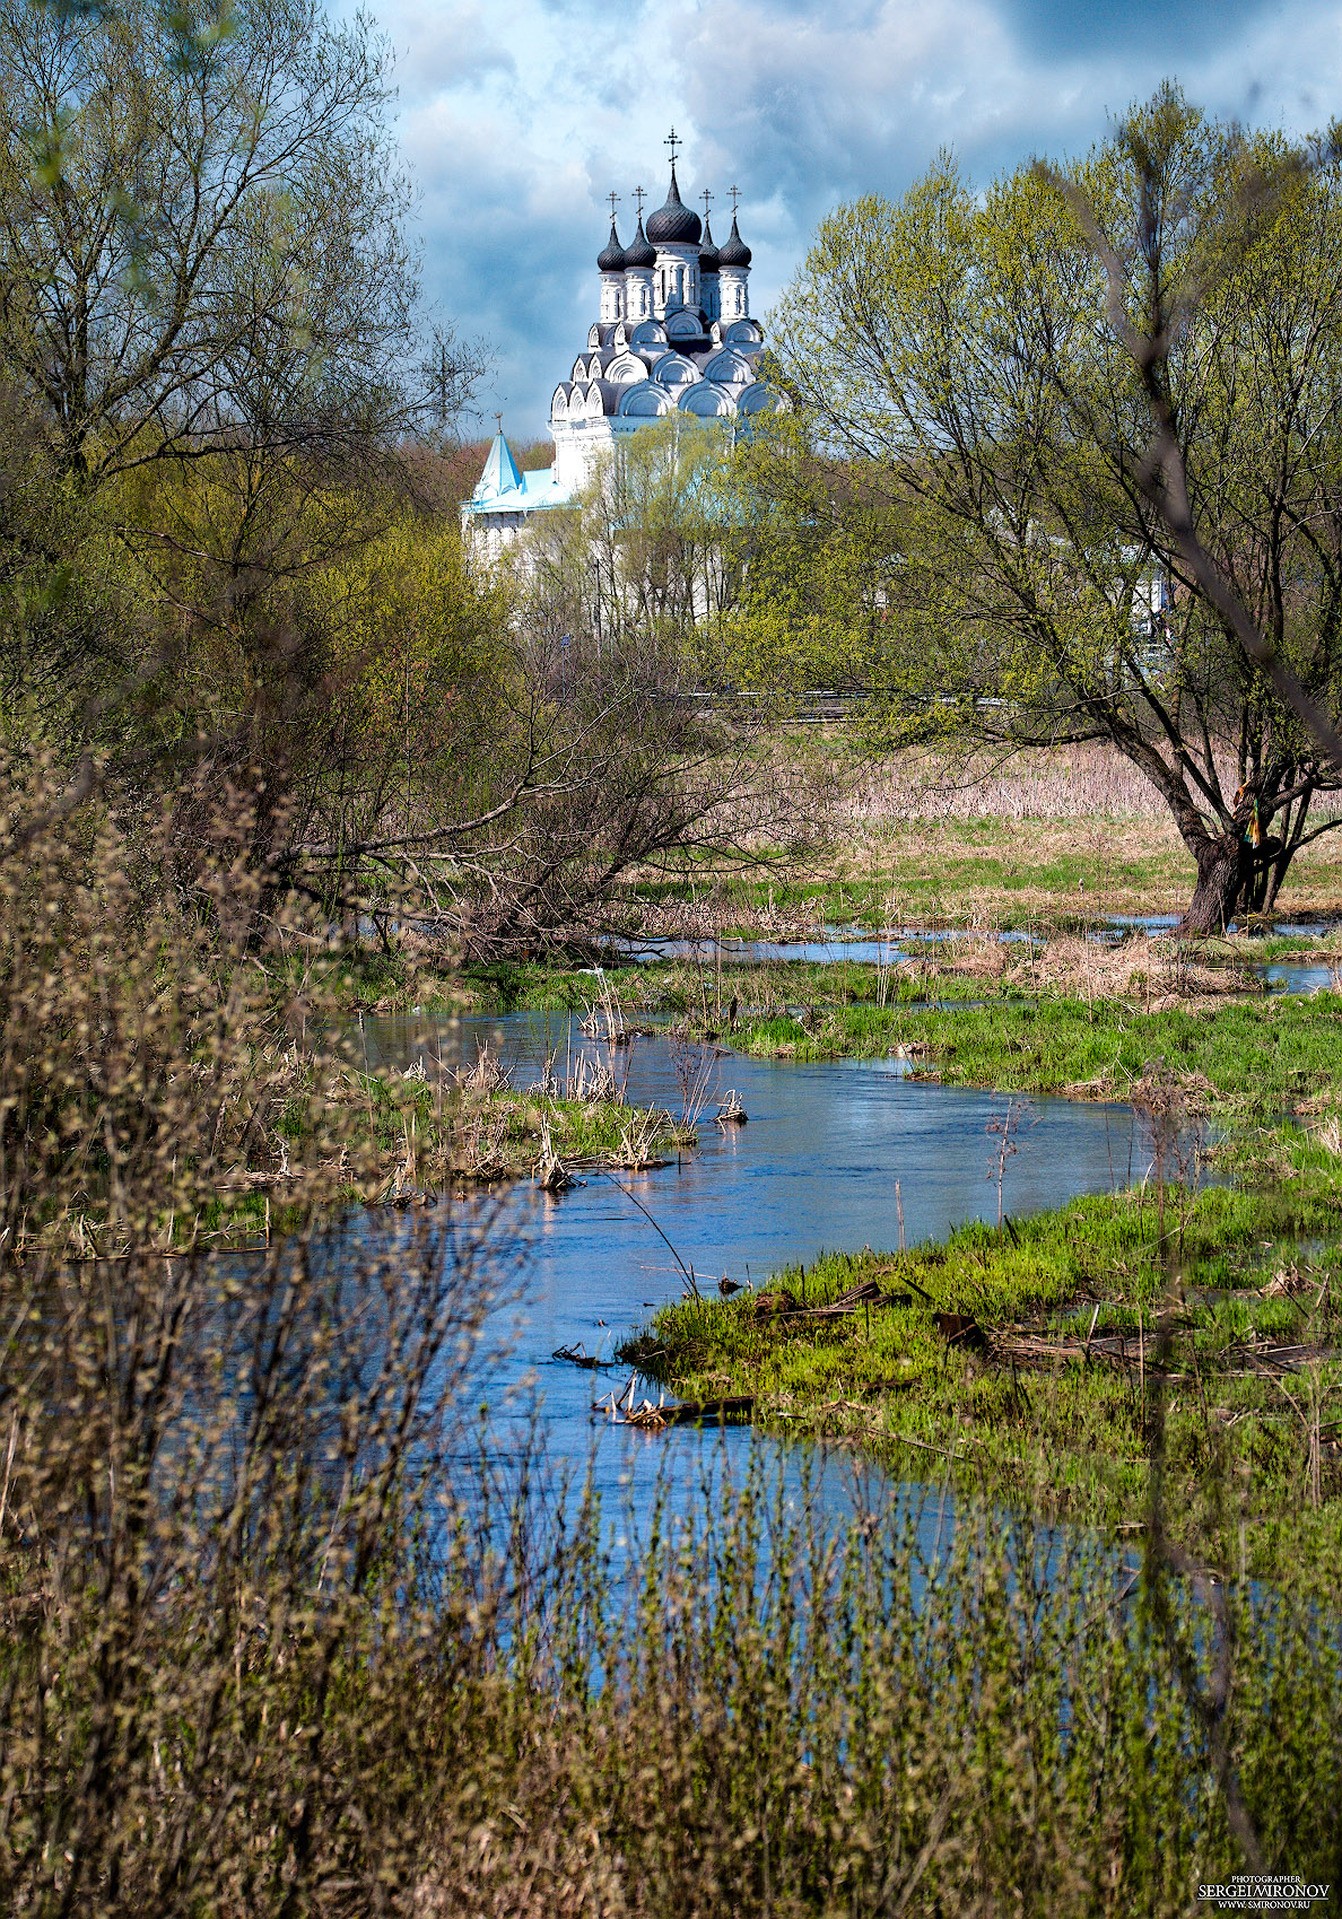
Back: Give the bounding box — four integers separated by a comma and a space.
1240, 837, 1285, 914
1178, 831, 1248, 936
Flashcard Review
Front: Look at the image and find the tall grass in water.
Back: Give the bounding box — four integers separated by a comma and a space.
0, 774, 524, 1909
427, 1468, 1342, 1915
1, 775, 1338, 1912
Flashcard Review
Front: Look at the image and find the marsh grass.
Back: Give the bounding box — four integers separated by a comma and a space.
357, 1068, 680, 1183
679, 988, 1342, 1566
4, 769, 1339, 1911
319, 922, 1310, 1024
416, 1463, 1342, 1914
436, 935, 1282, 1032
728, 991, 1342, 1125
641, 1172, 1342, 1576
648, 818, 1192, 927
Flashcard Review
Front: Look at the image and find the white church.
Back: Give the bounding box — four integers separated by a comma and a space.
463, 138, 775, 553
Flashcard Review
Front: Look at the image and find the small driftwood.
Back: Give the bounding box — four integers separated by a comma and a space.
592, 1374, 755, 1429
636, 1395, 755, 1429
552, 1343, 610, 1370
1240, 1340, 1339, 1375
933, 1311, 985, 1350
994, 1330, 1178, 1376
752, 1280, 911, 1325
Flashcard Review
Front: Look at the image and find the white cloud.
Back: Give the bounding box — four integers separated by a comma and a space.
383, 0, 516, 97
341, 0, 1342, 436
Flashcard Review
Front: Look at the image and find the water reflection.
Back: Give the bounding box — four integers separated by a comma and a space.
348, 1012, 1153, 1529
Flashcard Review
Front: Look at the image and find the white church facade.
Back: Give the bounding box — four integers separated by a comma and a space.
463, 141, 774, 553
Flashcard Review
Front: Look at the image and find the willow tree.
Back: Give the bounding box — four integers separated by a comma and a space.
0, 0, 427, 486
710, 411, 912, 698
0, 0, 494, 892
521, 416, 748, 662
770, 87, 1342, 931
0, 0, 456, 709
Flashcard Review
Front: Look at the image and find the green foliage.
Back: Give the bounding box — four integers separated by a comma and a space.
762, 86, 1342, 920
523, 415, 745, 660
712, 412, 911, 693
0, 0, 419, 484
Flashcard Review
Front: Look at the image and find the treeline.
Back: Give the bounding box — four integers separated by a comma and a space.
720, 86, 1342, 928
531, 87, 1342, 929
8, 14, 1342, 939
0, 0, 800, 959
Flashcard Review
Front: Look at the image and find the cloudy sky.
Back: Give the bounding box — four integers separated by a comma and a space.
344, 0, 1342, 439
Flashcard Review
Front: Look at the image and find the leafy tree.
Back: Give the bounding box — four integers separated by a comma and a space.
523, 416, 745, 659
0, 0, 502, 912
0, 7, 803, 957
0, 0, 439, 766
0, 0, 421, 486
716, 413, 909, 696
770, 88, 1342, 931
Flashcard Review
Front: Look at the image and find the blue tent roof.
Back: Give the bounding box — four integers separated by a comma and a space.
473, 428, 523, 501
463, 432, 572, 519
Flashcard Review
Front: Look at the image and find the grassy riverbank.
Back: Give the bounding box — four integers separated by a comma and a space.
303, 922, 1288, 1021
297, 944, 979, 1016
10, 782, 1342, 1905
729, 990, 1342, 1127
642, 810, 1342, 929
637, 1178, 1342, 1576
638, 989, 1342, 1576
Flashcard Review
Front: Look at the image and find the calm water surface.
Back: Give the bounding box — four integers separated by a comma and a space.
348, 1012, 1153, 1534
616, 919, 1341, 992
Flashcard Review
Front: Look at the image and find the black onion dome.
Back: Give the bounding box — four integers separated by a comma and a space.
623, 214, 655, 269
646, 164, 701, 245
597, 218, 625, 272
718, 213, 751, 267
699, 214, 719, 273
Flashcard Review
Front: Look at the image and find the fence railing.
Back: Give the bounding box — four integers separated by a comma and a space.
681, 689, 864, 723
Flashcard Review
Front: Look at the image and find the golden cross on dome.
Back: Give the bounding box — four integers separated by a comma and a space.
664, 127, 682, 169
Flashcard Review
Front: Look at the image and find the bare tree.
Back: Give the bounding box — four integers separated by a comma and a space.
0, 0, 422, 487
1048, 122, 1342, 854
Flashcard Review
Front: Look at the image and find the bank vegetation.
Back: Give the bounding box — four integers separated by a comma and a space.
3, 9, 1342, 1909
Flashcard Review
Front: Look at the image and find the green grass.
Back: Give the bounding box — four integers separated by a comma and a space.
730, 990, 1342, 1125
285, 1065, 691, 1186
298, 947, 1002, 1017
637, 1167, 1342, 1577
641, 816, 1195, 926
648, 807, 1342, 927
630, 988, 1342, 1576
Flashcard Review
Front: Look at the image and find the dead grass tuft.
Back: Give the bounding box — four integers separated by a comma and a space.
1007, 933, 1260, 1005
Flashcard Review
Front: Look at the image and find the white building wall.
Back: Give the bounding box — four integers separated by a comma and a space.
718, 265, 749, 320
624, 267, 654, 322
552, 418, 618, 496
654, 242, 699, 318
599, 271, 625, 323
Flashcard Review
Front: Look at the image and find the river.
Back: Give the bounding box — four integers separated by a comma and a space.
344, 1010, 1153, 1536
